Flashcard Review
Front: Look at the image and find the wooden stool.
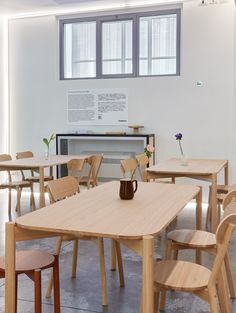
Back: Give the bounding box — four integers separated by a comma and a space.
0, 250, 60, 313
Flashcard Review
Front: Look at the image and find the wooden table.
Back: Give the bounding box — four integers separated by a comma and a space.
0, 155, 87, 208
147, 158, 228, 232
5, 181, 202, 313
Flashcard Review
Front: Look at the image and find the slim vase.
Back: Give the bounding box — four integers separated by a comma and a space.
180, 154, 188, 166
44, 146, 50, 160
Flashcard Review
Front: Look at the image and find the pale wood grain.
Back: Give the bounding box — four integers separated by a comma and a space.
148, 158, 227, 175
16, 181, 200, 239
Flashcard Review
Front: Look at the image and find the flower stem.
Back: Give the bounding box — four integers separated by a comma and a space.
178, 140, 184, 156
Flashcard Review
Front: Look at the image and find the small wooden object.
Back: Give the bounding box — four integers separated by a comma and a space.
128, 125, 144, 134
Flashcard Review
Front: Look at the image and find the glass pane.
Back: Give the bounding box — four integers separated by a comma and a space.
139, 59, 148, 76
64, 21, 96, 78
139, 14, 177, 76
72, 61, 96, 78
102, 20, 133, 75
103, 60, 122, 75
151, 59, 176, 75
152, 16, 176, 58
102, 21, 122, 59
139, 19, 148, 58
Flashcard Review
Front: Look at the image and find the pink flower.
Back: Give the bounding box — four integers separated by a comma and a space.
146, 144, 154, 153
144, 144, 154, 158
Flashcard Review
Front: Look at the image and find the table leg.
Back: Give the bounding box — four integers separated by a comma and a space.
224, 161, 229, 186
5, 222, 16, 313
196, 187, 202, 230
211, 174, 218, 233
142, 236, 154, 313
196, 187, 202, 264
39, 167, 45, 208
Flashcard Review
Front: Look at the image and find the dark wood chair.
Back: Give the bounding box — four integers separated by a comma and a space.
0, 250, 60, 313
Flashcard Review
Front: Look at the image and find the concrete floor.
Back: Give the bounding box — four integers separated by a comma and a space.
0, 190, 235, 313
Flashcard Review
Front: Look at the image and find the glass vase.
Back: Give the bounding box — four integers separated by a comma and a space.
180, 154, 188, 166
44, 146, 50, 160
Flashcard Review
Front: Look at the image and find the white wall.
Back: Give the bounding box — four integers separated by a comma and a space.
8, 2, 236, 185
0, 18, 7, 153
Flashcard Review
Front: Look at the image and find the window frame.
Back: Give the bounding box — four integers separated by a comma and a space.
59, 8, 181, 80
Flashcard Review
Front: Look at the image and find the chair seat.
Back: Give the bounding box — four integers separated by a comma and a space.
154, 260, 211, 291
0, 250, 55, 273
0, 180, 31, 188
216, 184, 236, 193
167, 229, 216, 248
26, 175, 53, 182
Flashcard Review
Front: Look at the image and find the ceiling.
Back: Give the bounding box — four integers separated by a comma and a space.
0, 0, 182, 18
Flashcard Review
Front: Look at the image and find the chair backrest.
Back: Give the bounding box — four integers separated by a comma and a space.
0, 154, 12, 182
16, 151, 34, 159
16, 151, 35, 179
222, 190, 236, 213
47, 176, 79, 203
120, 158, 137, 179
67, 159, 86, 180
209, 196, 236, 286
136, 154, 149, 181
87, 154, 103, 183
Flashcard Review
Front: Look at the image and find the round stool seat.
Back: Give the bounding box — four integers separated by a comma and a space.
154, 260, 211, 291
167, 229, 216, 248
0, 250, 55, 273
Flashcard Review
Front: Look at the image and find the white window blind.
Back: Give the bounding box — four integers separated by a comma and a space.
102, 20, 133, 75
64, 21, 96, 78
139, 14, 177, 76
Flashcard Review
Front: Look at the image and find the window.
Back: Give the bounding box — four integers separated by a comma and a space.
102, 20, 133, 76
63, 21, 96, 78
60, 9, 180, 79
139, 14, 177, 76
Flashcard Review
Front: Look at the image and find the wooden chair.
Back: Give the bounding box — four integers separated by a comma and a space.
206, 183, 236, 228
161, 190, 236, 311
153, 208, 236, 313
136, 154, 175, 183
136, 154, 149, 181
79, 154, 103, 189
46, 175, 124, 306
16, 150, 54, 184
67, 158, 86, 186
120, 158, 138, 179
0, 250, 60, 313
0, 154, 35, 217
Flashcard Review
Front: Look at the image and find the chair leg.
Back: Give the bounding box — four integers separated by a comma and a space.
165, 240, 173, 260
114, 240, 125, 287
16, 187, 22, 217
206, 186, 212, 228
110, 239, 116, 271
225, 252, 236, 299
173, 249, 179, 260
53, 255, 61, 313
46, 237, 63, 298
154, 290, 160, 313
97, 238, 108, 306
71, 239, 78, 278
217, 267, 231, 313
209, 286, 219, 313
34, 269, 42, 313
8, 188, 12, 217
15, 274, 18, 313
30, 183, 36, 211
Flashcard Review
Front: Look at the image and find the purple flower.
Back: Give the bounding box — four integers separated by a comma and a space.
175, 133, 184, 156
175, 133, 182, 140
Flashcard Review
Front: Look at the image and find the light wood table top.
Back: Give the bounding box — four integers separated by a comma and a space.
147, 158, 228, 175
147, 158, 228, 233
0, 154, 87, 170
16, 181, 200, 239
